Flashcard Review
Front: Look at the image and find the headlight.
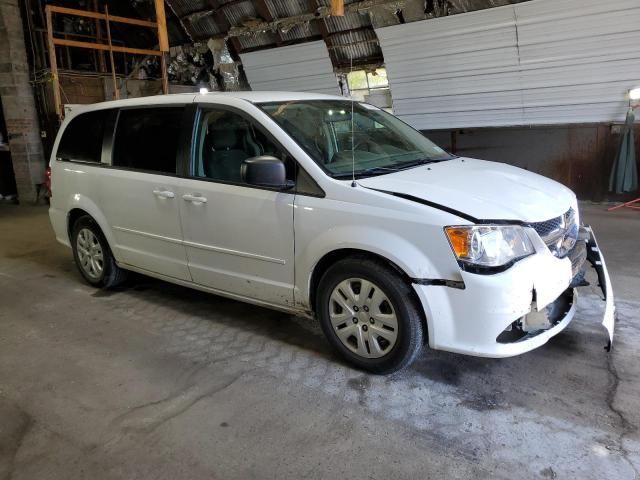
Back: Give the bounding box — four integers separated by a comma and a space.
444, 225, 535, 271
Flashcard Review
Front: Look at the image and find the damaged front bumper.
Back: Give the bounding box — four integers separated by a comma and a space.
584, 226, 616, 351
413, 225, 615, 357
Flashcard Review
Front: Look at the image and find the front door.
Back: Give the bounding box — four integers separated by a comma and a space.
178, 106, 295, 306
99, 106, 191, 281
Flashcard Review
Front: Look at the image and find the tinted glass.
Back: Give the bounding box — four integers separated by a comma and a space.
112, 107, 184, 174
57, 110, 108, 163
259, 100, 453, 178
194, 109, 292, 184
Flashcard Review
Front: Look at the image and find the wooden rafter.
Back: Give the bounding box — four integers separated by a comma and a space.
330, 0, 345, 16
47, 5, 158, 28
50, 38, 164, 57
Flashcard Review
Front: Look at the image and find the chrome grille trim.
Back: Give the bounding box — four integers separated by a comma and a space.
529, 208, 577, 258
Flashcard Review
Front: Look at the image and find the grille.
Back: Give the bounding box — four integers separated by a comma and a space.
529, 208, 577, 258
529, 216, 563, 238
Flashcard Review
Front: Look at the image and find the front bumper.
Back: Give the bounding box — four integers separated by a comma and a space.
584, 226, 615, 350
414, 225, 615, 357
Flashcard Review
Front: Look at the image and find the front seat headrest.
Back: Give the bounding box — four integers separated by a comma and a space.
209, 128, 239, 150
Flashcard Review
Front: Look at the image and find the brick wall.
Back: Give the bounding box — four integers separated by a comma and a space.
0, 0, 45, 202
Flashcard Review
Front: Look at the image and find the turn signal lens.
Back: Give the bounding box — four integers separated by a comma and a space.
445, 227, 471, 258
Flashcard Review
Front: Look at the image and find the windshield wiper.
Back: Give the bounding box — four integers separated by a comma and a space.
333, 166, 401, 179
393, 159, 440, 169
332, 158, 450, 179
359, 166, 402, 174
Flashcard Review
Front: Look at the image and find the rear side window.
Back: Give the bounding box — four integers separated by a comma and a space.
57, 110, 108, 163
112, 107, 184, 174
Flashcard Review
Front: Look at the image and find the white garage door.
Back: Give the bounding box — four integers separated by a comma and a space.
240, 41, 339, 95
376, 0, 640, 129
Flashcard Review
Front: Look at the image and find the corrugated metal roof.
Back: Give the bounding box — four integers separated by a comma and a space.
280, 23, 318, 42
168, 0, 381, 64
324, 12, 371, 33
266, 0, 308, 17
223, 1, 258, 26
188, 15, 223, 38
168, 0, 210, 17
330, 29, 381, 65
164, 0, 383, 65
238, 33, 276, 49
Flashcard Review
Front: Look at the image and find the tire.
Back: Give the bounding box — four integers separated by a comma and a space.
71, 215, 127, 288
316, 257, 424, 374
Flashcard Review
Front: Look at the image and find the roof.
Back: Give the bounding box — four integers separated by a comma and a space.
163, 0, 530, 69
165, 0, 385, 69
65, 91, 349, 115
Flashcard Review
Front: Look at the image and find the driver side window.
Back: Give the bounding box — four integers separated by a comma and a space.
194, 108, 290, 184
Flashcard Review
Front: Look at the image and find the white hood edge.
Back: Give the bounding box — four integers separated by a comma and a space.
357, 157, 576, 224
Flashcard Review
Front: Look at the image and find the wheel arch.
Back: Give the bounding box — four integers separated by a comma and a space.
65, 197, 117, 258
67, 208, 89, 240
308, 248, 428, 343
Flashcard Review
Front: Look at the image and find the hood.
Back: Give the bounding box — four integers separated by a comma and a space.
358, 158, 576, 223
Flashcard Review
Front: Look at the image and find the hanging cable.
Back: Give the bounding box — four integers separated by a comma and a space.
350, 55, 356, 188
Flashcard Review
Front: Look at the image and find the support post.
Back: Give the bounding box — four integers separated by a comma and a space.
45, 5, 62, 122
330, 0, 345, 16
154, 0, 170, 94
160, 54, 169, 94
104, 5, 119, 99
92, 0, 107, 72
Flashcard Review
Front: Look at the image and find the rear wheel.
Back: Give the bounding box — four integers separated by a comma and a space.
71, 216, 127, 288
316, 257, 424, 374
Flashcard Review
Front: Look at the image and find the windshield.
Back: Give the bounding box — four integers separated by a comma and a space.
258, 100, 453, 178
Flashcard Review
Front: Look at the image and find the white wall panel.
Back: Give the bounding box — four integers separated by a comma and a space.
377, 0, 640, 129
240, 41, 338, 95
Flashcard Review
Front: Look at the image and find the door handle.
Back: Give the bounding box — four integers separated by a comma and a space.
152, 189, 175, 199
182, 193, 207, 204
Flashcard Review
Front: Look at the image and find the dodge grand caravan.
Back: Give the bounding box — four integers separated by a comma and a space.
49, 92, 615, 373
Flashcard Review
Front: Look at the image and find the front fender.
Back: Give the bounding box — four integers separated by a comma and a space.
296, 224, 455, 308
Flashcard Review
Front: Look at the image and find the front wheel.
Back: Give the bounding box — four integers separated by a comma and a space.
316, 257, 424, 374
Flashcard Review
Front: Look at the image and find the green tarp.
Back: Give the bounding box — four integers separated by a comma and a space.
609, 109, 638, 194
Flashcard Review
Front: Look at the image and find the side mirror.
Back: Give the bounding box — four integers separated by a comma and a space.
241, 156, 293, 189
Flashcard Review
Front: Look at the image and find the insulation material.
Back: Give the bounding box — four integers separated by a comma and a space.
240, 41, 339, 95
166, 41, 243, 91
376, 0, 640, 129
168, 43, 217, 89
207, 38, 242, 91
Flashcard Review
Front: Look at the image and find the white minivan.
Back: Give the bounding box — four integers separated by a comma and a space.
49, 92, 615, 373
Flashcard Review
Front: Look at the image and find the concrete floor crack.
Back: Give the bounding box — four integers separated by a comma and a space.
102, 357, 255, 448
606, 352, 639, 478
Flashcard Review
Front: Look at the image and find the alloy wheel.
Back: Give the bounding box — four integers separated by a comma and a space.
76, 228, 104, 280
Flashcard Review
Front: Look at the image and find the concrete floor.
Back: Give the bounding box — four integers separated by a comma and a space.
0, 203, 638, 479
